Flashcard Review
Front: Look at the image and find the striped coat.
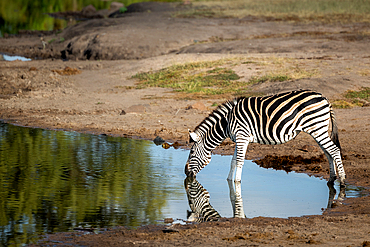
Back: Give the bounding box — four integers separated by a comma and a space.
185, 90, 346, 186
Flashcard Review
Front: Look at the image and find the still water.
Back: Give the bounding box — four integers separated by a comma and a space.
0, 122, 363, 246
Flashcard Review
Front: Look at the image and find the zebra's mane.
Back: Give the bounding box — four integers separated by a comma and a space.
193, 99, 238, 134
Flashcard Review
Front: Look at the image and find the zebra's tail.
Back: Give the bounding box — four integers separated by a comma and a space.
329, 104, 342, 151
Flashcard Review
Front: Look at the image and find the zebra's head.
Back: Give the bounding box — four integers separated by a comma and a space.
185, 131, 211, 177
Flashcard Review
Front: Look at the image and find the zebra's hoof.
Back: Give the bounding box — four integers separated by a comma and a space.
339, 179, 346, 188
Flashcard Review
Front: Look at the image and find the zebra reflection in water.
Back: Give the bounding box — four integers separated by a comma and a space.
184, 177, 245, 222
327, 182, 346, 209
185, 177, 346, 222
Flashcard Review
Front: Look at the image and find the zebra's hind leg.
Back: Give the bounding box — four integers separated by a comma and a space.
310, 132, 346, 186
322, 149, 337, 184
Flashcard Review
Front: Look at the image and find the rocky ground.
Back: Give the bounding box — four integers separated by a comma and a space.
1, 2, 370, 246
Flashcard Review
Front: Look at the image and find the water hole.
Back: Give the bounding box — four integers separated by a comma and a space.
0, 122, 365, 246
1, 53, 31, 62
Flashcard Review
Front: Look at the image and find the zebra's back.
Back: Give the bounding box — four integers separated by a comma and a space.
231, 90, 331, 145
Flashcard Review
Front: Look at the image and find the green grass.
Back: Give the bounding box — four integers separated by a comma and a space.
249, 74, 291, 84
345, 87, 370, 101
332, 87, 370, 108
132, 62, 248, 97
131, 57, 318, 98
331, 100, 359, 109
175, 0, 370, 23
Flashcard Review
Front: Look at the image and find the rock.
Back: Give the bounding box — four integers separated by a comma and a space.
164, 218, 174, 224
171, 141, 181, 149
120, 110, 126, 115
153, 136, 165, 145
81, 5, 96, 17
94, 9, 110, 18
162, 143, 170, 149
110, 2, 124, 10
108, 2, 124, 16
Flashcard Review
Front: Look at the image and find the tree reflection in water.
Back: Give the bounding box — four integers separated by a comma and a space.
0, 123, 171, 246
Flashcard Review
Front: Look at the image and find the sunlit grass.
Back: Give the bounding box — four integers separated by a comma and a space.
131, 57, 319, 98
331, 99, 361, 109
332, 87, 370, 108
175, 0, 370, 23
345, 87, 370, 101
132, 59, 250, 97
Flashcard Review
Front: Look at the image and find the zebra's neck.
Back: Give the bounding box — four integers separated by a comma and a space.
193, 100, 236, 150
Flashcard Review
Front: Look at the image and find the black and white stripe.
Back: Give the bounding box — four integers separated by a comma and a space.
185, 90, 346, 186
185, 177, 221, 222
228, 180, 245, 218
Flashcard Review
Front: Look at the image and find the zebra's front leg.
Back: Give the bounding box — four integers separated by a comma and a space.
234, 139, 250, 182
227, 148, 237, 181
227, 179, 246, 218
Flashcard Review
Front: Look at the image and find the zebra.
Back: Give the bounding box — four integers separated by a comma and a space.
228, 180, 246, 218
184, 177, 221, 222
185, 90, 346, 186
327, 182, 346, 209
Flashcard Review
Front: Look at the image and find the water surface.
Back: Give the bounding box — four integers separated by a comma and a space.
0, 122, 363, 246
1, 54, 31, 61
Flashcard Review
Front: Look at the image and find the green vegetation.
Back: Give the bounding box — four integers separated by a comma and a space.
119, 6, 128, 13
131, 57, 318, 98
0, 0, 178, 37
345, 87, 370, 101
332, 87, 370, 108
249, 74, 290, 84
331, 99, 361, 109
133, 59, 250, 97
175, 0, 370, 23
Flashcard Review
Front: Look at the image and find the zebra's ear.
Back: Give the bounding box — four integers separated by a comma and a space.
189, 131, 199, 143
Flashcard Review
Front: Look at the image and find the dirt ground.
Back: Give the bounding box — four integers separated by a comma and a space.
1, 2, 370, 246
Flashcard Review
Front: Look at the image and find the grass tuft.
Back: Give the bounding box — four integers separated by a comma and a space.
131, 57, 319, 99
249, 74, 291, 84
332, 87, 370, 108
345, 87, 370, 101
